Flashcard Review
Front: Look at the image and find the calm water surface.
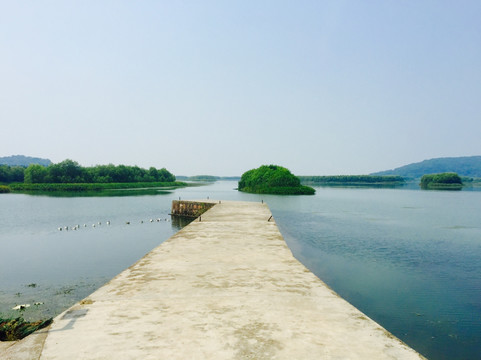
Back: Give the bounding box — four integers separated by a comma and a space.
1, 182, 480, 359
268, 188, 481, 360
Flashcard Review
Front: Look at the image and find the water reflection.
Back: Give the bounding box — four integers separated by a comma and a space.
171, 216, 196, 231
14, 188, 173, 197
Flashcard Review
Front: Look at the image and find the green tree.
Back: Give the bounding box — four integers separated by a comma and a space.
24, 164, 48, 183
149, 167, 159, 181
0, 165, 25, 183
158, 168, 175, 182
46, 159, 84, 183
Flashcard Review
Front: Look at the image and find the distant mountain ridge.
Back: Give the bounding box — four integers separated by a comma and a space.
0, 155, 52, 167
372, 156, 481, 178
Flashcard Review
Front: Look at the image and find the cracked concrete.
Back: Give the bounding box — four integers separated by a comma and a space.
2, 200, 425, 359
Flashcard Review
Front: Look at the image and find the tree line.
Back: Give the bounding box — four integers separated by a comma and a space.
0, 159, 176, 184
0, 165, 25, 183
298, 175, 405, 184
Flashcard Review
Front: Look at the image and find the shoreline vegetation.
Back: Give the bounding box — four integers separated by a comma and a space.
299, 175, 406, 187
2, 158, 481, 193
238, 165, 315, 195
0, 159, 189, 194
8, 181, 188, 193
1, 159, 177, 184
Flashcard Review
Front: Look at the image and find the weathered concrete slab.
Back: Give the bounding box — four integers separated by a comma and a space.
3, 200, 425, 359
0, 325, 50, 360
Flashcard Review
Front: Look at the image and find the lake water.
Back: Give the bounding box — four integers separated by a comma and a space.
1, 182, 480, 359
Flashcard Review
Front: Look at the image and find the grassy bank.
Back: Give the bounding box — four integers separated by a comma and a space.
7, 181, 188, 193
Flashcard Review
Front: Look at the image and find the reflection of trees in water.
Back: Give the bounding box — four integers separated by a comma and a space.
171, 216, 196, 231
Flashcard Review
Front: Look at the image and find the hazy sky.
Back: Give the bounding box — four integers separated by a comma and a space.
1, 1, 480, 176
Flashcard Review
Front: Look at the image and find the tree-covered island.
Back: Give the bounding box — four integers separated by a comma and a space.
238, 165, 315, 195
420, 172, 463, 190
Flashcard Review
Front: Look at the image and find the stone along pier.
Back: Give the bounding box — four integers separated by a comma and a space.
3, 200, 425, 359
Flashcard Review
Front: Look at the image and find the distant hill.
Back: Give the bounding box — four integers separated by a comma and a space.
0, 155, 52, 167
372, 156, 481, 179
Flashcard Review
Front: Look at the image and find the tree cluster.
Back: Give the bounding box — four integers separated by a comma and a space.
22, 159, 176, 184
420, 172, 462, 189
0, 165, 25, 183
238, 165, 315, 195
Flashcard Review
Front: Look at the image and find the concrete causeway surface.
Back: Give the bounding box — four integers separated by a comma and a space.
2, 200, 425, 359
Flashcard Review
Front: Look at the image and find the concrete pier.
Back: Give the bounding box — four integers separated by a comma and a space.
2, 200, 425, 359
171, 200, 216, 218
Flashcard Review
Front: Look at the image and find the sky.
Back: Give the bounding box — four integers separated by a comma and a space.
1, 1, 480, 176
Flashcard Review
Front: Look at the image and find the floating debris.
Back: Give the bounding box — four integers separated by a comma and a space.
55, 287, 74, 295
34, 302, 44, 306
12, 304, 30, 311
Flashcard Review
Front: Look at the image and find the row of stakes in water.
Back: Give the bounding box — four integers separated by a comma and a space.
58, 218, 170, 231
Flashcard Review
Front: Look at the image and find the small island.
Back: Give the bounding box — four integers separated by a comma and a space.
420, 172, 463, 190
238, 165, 315, 195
